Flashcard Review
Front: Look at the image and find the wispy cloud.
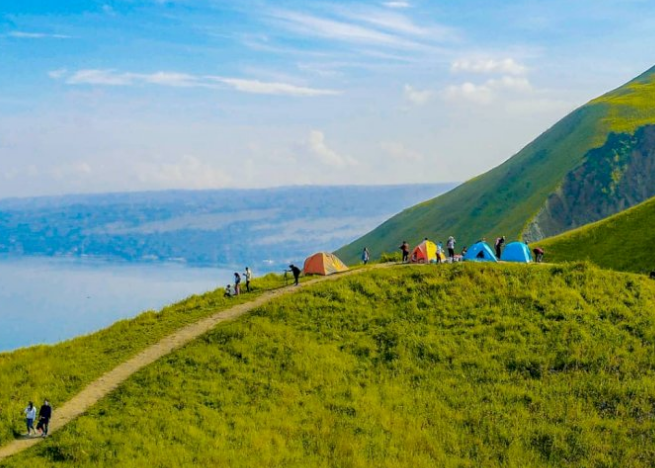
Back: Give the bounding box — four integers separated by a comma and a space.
305, 130, 357, 167
215, 77, 340, 97
380, 141, 424, 161
267, 9, 430, 50
383, 1, 411, 8
443, 76, 532, 105
451, 58, 527, 75
8, 31, 72, 39
52, 69, 341, 97
404, 84, 434, 105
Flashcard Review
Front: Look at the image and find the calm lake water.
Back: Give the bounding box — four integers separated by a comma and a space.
0, 257, 236, 352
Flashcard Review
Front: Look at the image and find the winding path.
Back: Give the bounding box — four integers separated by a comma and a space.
0, 265, 388, 463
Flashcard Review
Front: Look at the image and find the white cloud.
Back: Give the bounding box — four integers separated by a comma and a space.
53, 69, 340, 97
134, 155, 231, 189
451, 58, 527, 76
383, 1, 411, 8
380, 141, 424, 161
8, 31, 71, 39
404, 84, 433, 105
305, 130, 357, 167
214, 77, 341, 97
443, 75, 532, 105
443, 82, 495, 105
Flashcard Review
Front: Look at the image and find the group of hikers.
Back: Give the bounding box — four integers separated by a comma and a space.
22, 400, 52, 438
224, 267, 253, 297
395, 235, 545, 263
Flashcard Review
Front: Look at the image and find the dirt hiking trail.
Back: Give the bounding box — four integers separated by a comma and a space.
0, 264, 391, 463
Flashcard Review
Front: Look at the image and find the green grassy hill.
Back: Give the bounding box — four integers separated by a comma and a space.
5, 263, 655, 467
535, 196, 655, 274
337, 65, 655, 264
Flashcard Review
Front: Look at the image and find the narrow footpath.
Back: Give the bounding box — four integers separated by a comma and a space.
0, 264, 390, 463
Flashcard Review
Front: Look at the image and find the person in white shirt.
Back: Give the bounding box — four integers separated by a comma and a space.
244, 267, 252, 293
23, 401, 37, 436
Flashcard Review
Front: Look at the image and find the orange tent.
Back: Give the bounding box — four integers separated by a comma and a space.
410, 240, 438, 263
303, 252, 349, 276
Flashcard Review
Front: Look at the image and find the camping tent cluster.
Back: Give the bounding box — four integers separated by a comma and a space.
463, 241, 532, 263
299, 241, 532, 278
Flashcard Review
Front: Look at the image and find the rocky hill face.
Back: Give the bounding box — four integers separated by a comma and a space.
338, 66, 655, 263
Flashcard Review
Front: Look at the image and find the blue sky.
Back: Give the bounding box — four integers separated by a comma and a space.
1, 0, 655, 198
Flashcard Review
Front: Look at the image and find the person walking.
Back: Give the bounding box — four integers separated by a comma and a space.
289, 264, 301, 286
244, 267, 252, 292
24, 402, 37, 436
399, 241, 410, 263
37, 400, 52, 438
494, 236, 506, 259
233, 272, 241, 296
447, 236, 456, 263
362, 247, 370, 265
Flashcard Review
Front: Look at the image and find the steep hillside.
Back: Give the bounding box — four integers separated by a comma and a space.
7, 264, 655, 467
535, 195, 655, 273
338, 66, 655, 263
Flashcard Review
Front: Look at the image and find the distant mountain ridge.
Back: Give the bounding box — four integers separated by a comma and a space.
337, 65, 655, 262
0, 184, 456, 269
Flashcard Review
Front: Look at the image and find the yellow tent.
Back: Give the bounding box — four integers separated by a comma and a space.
303, 252, 349, 276
410, 240, 437, 263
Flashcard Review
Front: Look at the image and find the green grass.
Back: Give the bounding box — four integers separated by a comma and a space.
7, 263, 655, 467
536, 196, 655, 274
0, 272, 291, 447
337, 65, 655, 264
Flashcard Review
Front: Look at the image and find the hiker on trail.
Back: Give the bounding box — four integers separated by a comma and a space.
37, 400, 51, 438
289, 264, 301, 286
447, 236, 456, 262
224, 284, 233, 298
399, 241, 410, 263
24, 401, 37, 436
234, 272, 241, 295
244, 267, 252, 292
533, 247, 545, 263
362, 247, 370, 265
494, 236, 506, 259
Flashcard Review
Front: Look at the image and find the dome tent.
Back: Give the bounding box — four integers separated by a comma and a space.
463, 242, 498, 262
410, 240, 438, 263
303, 252, 349, 276
501, 242, 533, 263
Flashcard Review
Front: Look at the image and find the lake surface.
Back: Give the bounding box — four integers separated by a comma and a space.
0, 257, 236, 352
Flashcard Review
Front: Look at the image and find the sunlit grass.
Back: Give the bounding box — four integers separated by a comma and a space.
9, 263, 655, 467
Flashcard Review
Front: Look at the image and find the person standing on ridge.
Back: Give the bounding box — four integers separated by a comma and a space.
38, 399, 52, 438
244, 267, 252, 292
289, 264, 301, 286
399, 241, 410, 263
233, 272, 241, 295
362, 247, 370, 265
23, 401, 37, 436
494, 236, 506, 259
447, 236, 456, 262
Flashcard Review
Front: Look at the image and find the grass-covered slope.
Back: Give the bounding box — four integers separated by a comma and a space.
9, 263, 655, 467
0, 274, 287, 448
536, 196, 655, 274
337, 65, 655, 264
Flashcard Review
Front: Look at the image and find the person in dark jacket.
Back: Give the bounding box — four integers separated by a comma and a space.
649, 270, 655, 280
399, 241, 410, 263
494, 236, 506, 259
38, 400, 52, 438
289, 264, 301, 286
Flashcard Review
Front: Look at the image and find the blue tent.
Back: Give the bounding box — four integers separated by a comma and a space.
463, 242, 498, 262
501, 242, 532, 263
